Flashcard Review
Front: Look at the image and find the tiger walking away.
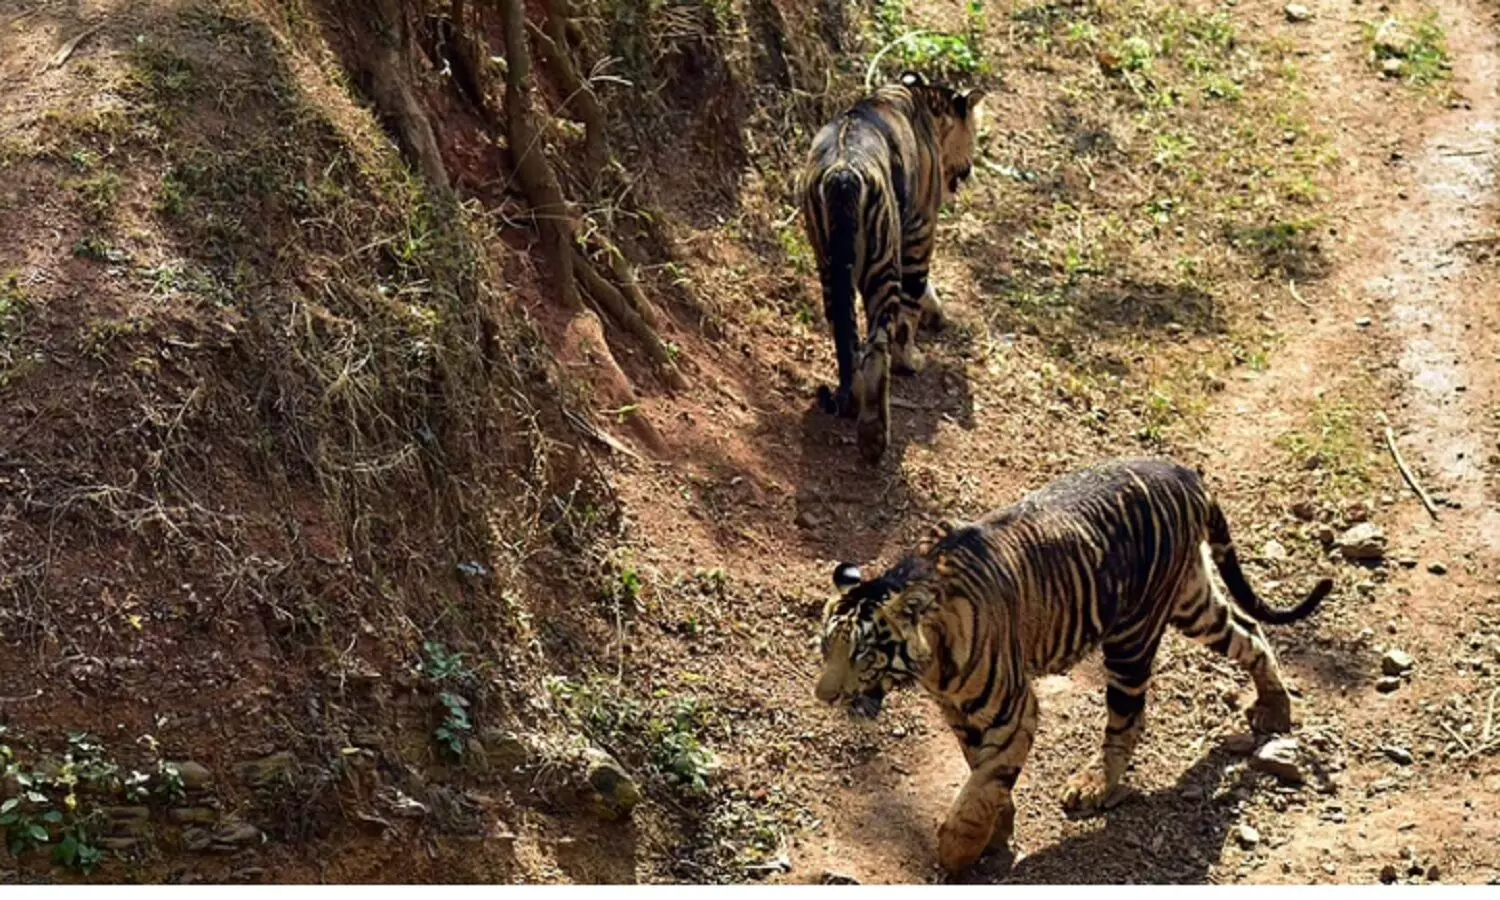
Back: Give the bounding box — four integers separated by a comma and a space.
813, 458, 1333, 873
799, 72, 984, 463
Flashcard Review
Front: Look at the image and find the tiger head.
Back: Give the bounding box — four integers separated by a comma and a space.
901, 72, 986, 202
814, 555, 940, 717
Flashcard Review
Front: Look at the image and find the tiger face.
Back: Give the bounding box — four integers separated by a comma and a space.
814, 562, 925, 717
901, 72, 986, 203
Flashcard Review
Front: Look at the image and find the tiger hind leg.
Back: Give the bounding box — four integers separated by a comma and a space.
1061, 637, 1158, 815
889, 301, 925, 376
1173, 546, 1296, 733
919, 282, 947, 332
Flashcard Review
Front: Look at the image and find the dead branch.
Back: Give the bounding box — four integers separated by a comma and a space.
1383, 425, 1440, 521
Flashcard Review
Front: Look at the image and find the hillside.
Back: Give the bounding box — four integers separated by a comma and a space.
2, 0, 1499, 885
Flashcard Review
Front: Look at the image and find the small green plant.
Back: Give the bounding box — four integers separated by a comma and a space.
435, 692, 473, 759
875, 0, 988, 78
647, 698, 717, 797
67, 171, 123, 221
420, 640, 468, 683
154, 759, 186, 803
1366, 13, 1450, 86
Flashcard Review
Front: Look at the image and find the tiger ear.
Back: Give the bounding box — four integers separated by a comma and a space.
954, 88, 984, 118
917, 518, 956, 555
833, 563, 863, 594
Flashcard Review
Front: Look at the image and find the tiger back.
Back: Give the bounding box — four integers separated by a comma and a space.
814, 458, 1333, 872
799, 73, 983, 463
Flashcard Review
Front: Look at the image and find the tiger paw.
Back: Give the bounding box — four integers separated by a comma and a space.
936, 817, 989, 874
1059, 766, 1128, 816
919, 286, 947, 332
891, 345, 925, 376
987, 804, 1016, 851
816, 384, 856, 419
1247, 693, 1294, 734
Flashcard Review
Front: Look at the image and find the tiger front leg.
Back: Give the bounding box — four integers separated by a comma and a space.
1061, 649, 1154, 815
937, 701, 1035, 872
919, 282, 947, 332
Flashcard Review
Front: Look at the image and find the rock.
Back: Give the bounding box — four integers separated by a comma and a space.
794, 510, 825, 530
1344, 500, 1371, 523
1315, 525, 1337, 545
1381, 863, 1400, 884
821, 872, 860, 885
1290, 501, 1317, 521
1236, 823, 1261, 848
1223, 732, 1258, 755
168, 807, 219, 825
1382, 649, 1414, 676
1396, 557, 1419, 568
1337, 523, 1386, 561
1376, 676, 1402, 693
1249, 737, 1306, 785
173, 761, 213, 791
229, 867, 267, 883
1382, 58, 1406, 78
181, 827, 213, 852
480, 728, 532, 771
1426, 864, 1441, 881
238, 752, 295, 788
103, 806, 151, 821
97, 837, 139, 851
1261, 540, 1289, 561
1284, 3, 1312, 21
1428, 561, 1448, 575
212, 821, 262, 848
1384, 745, 1414, 766
1355, 316, 1373, 327
582, 747, 641, 821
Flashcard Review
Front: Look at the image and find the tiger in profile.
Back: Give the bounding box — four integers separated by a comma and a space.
799, 72, 985, 463
813, 458, 1332, 873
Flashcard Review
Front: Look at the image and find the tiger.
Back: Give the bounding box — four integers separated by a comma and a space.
813, 458, 1333, 873
799, 72, 985, 463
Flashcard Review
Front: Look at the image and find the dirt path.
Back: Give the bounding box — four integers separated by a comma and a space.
766, 0, 1500, 884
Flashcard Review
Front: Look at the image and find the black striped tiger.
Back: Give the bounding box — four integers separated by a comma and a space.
813, 458, 1332, 872
799, 72, 984, 463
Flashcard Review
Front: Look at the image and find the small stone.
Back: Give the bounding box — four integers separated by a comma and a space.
794, 510, 824, 530
1382, 649, 1414, 676
480, 728, 531, 771
1290, 501, 1317, 521
212, 821, 262, 847
1250, 737, 1306, 785
1376, 676, 1402, 693
1223, 733, 1258, 755
1316, 525, 1337, 545
173, 761, 213, 791
1261, 540, 1289, 561
229, 868, 267, 883
1427, 864, 1441, 881
1355, 316, 1373, 327
1236, 823, 1261, 848
1284, 3, 1312, 21
238, 752, 295, 788
1384, 745, 1414, 765
582, 747, 642, 821
1428, 561, 1448, 575
97, 837, 139, 851
1345, 501, 1371, 523
821, 872, 860, 885
181, 827, 213, 852
1382, 58, 1406, 78
104, 806, 151, 821
169, 807, 219, 825
1397, 557, 1419, 568
1381, 863, 1400, 884
1337, 523, 1386, 561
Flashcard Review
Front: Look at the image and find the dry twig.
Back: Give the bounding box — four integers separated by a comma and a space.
1383, 425, 1439, 521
